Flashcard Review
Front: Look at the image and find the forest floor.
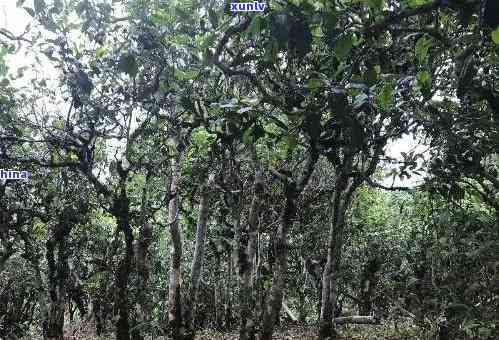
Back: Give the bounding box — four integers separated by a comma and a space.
54, 321, 425, 340
195, 324, 423, 340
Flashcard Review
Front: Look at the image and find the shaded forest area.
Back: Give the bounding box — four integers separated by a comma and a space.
0, 0, 498, 339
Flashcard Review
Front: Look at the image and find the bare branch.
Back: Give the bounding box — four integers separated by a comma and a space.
366, 178, 418, 192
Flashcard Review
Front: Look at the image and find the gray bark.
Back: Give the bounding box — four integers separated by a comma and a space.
333, 316, 380, 325
167, 155, 184, 340
239, 154, 263, 340
260, 151, 318, 340
319, 174, 359, 340
188, 173, 215, 329
133, 170, 153, 340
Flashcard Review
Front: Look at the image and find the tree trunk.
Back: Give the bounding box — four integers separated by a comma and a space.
213, 246, 222, 329
44, 209, 75, 340
132, 221, 152, 340
113, 187, 133, 340
260, 152, 318, 340
132, 172, 153, 340
44, 238, 66, 340
319, 175, 358, 340
185, 174, 215, 337
167, 155, 184, 340
260, 181, 297, 340
239, 158, 263, 340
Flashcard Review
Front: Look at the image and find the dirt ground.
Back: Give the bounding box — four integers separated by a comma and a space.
51, 321, 424, 340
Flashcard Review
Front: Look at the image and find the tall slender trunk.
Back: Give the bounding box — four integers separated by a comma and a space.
239, 159, 263, 340
225, 253, 234, 328
319, 175, 358, 340
132, 221, 152, 340
167, 155, 184, 340
185, 174, 215, 337
260, 152, 318, 340
213, 246, 222, 328
113, 187, 133, 340
260, 181, 297, 340
132, 173, 153, 340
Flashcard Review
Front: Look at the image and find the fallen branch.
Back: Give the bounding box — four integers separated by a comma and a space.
333, 315, 380, 325
282, 300, 298, 322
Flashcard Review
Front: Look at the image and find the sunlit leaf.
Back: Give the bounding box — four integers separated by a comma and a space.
491, 27, 499, 45
375, 81, 394, 109
415, 36, 433, 64
406, 0, 429, 8
334, 33, 353, 60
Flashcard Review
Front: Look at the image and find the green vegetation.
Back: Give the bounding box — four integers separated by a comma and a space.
0, 0, 498, 339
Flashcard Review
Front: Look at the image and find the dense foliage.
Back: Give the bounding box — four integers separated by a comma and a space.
0, 0, 497, 339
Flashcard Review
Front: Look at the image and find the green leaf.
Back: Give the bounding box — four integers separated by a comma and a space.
243, 127, 254, 145
406, 0, 428, 8
312, 25, 323, 38
366, 0, 385, 10
174, 68, 199, 81
322, 12, 338, 48
118, 54, 138, 77
334, 33, 353, 60
16, 0, 26, 7
417, 70, 431, 89
415, 36, 433, 64
200, 33, 216, 49
169, 34, 191, 47
191, 127, 215, 150
283, 135, 298, 153
95, 46, 106, 58
307, 78, 323, 90
52, 118, 64, 129
375, 81, 394, 110
491, 27, 499, 45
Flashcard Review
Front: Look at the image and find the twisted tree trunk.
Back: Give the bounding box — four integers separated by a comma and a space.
113, 186, 133, 340
185, 174, 215, 338
260, 181, 297, 340
167, 155, 184, 340
319, 174, 359, 340
44, 208, 79, 340
260, 151, 318, 340
132, 221, 152, 340
239, 156, 263, 340
132, 172, 153, 340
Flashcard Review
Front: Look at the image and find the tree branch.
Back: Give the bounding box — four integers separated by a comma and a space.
366, 178, 418, 192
